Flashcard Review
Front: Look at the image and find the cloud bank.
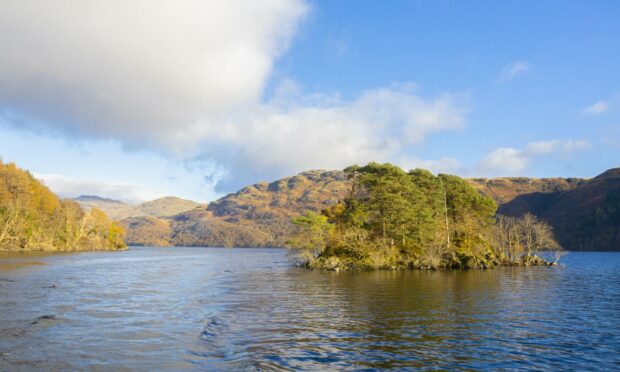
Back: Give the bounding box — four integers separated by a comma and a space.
0, 0, 307, 146
208, 85, 470, 189
0, 0, 472, 191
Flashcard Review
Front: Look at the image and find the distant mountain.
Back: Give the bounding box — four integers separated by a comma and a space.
74, 195, 133, 219
122, 167, 620, 251
74, 195, 202, 220
75, 195, 126, 204
115, 197, 202, 220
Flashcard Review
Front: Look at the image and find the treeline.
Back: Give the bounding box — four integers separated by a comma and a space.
289, 163, 561, 270
0, 161, 126, 252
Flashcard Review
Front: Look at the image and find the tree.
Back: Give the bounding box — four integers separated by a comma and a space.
493, 214, 563, 264
289, 212, 333, 260
0, 161, 127, 252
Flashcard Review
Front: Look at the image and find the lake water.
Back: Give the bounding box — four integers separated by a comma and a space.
0, 247, 619, 370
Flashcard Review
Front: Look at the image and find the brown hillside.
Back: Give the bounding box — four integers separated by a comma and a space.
467, 177, 584, 206
534, 168, 620, 250
124, 170, 350, 247
123, 167, 620, 251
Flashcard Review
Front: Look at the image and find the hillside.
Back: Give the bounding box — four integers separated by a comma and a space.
75, 195, 202, 220
0, 162, 126, 251
116, 197, 202, 220
500, 168, 620, 251
468, 177, 584, 204
123, 167, 620, 251
124, 170, 350, 247
123, 216, 173, 247
467, 177, 586, 215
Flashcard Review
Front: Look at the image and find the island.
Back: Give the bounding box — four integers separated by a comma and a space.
288, 163, 562, 270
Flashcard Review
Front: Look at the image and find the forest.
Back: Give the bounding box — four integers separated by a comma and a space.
289, 163, 562, 270
0, 161, 126, 252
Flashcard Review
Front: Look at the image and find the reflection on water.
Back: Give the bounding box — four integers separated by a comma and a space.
0, 247, 619, 370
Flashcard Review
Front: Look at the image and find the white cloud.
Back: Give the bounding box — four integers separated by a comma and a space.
525, 140, 561, 155
582, 101, 609, 115
0, 0, 308, 149
36, 174, 165, 204
560, 139, 591, 152
206, 86, 470, 189
0, 1, 471, 191
479, 147, 530, 175
497, 61, 532, 82
477, 139, 590, 176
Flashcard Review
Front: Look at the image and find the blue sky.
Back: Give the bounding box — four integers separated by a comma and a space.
0, 0, 619, 203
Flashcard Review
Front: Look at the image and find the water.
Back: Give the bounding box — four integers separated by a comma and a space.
0, 248, 619, 370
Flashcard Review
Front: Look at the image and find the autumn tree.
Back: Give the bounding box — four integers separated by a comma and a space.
493, 214, 562, 264
0, 161, 126, 252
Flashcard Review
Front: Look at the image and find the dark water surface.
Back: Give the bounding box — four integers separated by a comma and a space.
0, 248, 619, 370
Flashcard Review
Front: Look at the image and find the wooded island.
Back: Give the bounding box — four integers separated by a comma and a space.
289, 163, 562, 270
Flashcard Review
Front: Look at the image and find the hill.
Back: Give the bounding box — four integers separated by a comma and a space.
499, 168, 620, 250
116, 197, 202, 220
123, 216, 173, 247
123, 170, 349, 247
0, 162, 126, 251
75, 195, 202, 220
468, 177, 584, 204
122, 167, 620, 251
467, 177, 586, 215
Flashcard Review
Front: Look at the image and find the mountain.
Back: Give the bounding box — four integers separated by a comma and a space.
467, 177, 585, 204
498, 168, 620, 251
122, 167, 620, 251
74, 195, 202, 220
467, 177, 586, 215
115, 197, 202, 220
75, 195, 124, 203
123, 170, 350, 247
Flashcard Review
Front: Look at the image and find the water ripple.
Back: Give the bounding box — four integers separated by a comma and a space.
0, 248, 618, 370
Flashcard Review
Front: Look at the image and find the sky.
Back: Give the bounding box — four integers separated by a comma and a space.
0, 0, 619, 203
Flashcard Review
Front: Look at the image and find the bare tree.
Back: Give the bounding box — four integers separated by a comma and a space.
493, 214, 563, 264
